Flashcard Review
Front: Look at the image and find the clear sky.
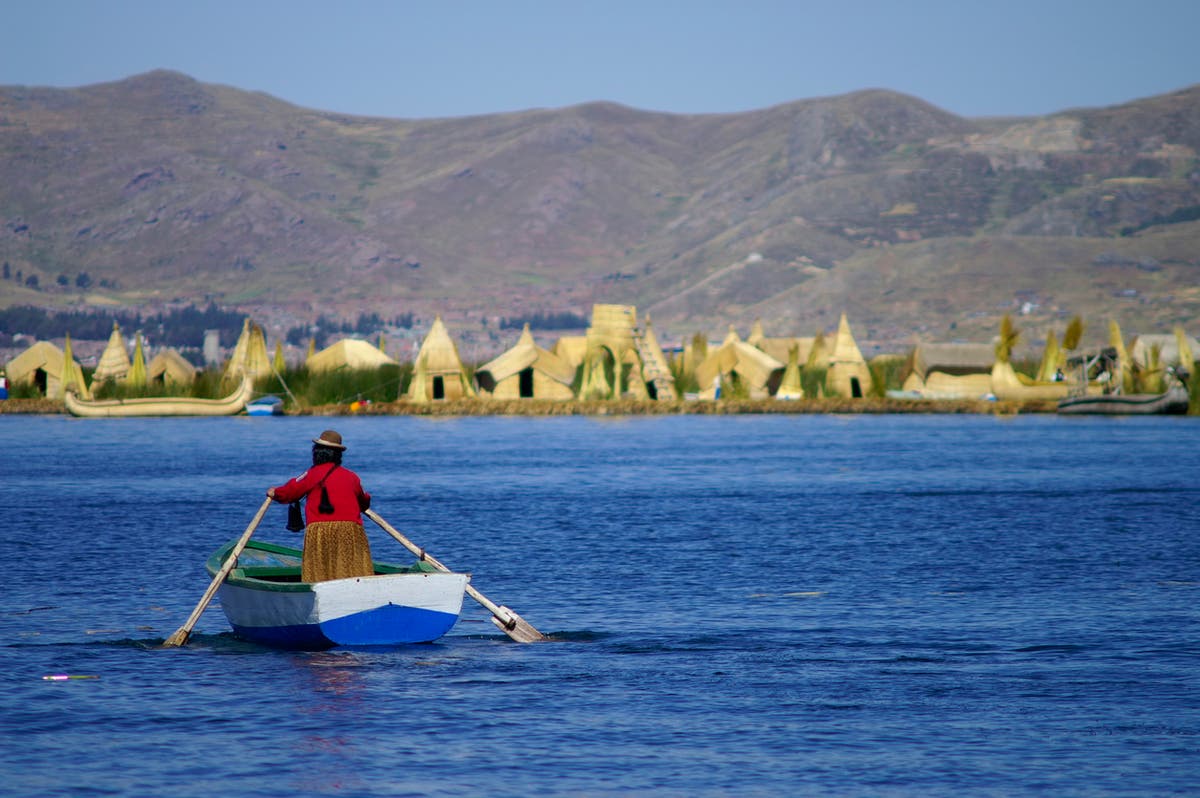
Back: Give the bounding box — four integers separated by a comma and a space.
2, 0, 1198, 120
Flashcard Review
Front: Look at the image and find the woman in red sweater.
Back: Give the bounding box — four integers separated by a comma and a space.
267, 429, 373, 582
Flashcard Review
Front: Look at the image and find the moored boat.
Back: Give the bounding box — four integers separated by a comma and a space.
245, 394, 284, 416
65, 375, 253, 417
1056, 385, 1190, 415
206, 538, 468, 648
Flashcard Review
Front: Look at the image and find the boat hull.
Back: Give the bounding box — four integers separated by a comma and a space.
206, 540, 467, 649
66, 376, 253, 417
246, 395, 284, 416
216, 573, 466, 648
1057, 386, 1190, 415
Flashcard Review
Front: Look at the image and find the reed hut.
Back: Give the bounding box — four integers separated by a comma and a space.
695, 326, 785, 399
824, 314, 873, 399
746, 319, 806, 361
901, 342, 994, 398
475, 325, 576, 399
1130, 332, 1200, 369
5, 337, 91, 399
92, 322, 132, 384
775, 344, 804, 400
637, 316, 676, 400
574, 304, 674, 400
578, 304, 637, 399
307, 338, 399, 374
147, 348, 198, 387
404, 316, 475, 402
223, 318, 271, 383
552, 336, 588, 369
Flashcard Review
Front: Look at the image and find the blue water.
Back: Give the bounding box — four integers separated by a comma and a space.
1, 414, 1197, 796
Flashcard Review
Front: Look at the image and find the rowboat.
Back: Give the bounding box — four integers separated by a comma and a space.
65, 375, 253, 417
245, 394, 284, 416
206, 538, 468, 648
1057, 385, 1190, 415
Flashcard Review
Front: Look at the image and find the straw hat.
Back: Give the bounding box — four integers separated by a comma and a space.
312, 429, 346, 450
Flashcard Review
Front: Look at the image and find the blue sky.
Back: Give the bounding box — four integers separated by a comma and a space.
2, 0, 1197, 119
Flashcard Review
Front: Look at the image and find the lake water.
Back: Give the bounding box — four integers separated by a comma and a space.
1, 413, 1197, 796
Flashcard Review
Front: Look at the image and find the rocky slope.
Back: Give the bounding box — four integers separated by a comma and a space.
1, 70, 1197, 350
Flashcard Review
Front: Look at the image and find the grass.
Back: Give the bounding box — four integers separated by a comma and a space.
801, 366, 828, 398
297, 395, 1055, 417
84, 364, 410, 408
8, 356, 1196, 416
868, 356, 907, 398
260, 364, 410, 408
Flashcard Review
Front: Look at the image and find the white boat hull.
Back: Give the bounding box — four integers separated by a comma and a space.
216, 571, 468, 648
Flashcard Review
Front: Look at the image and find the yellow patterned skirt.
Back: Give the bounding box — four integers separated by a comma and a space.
302, 521, 374, 583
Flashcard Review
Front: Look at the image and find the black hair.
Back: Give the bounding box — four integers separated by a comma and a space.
312, 445, 343, 466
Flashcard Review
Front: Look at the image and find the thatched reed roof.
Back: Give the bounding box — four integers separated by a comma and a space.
307, 338, 398, 374
405, 316, 475, 401
1130, 333, 1199, 367
695, 326, 785, 398
476, 325, 576, 399
908, 342, 995, 379
223, 318, 271, 382
148, 348, 198, 387
825, 314, 873, 398
553, 336, 588, 367
5, 338, 91, 399
92, 322, 132, 383
412, 316, 467, 375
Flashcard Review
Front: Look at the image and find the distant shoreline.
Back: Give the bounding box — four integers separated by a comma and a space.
0, 397, 1060, 416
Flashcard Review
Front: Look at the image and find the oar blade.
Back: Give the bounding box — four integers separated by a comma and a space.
490, 606, 550, 643
162, 627, 191, 648
367, 509, 550, 643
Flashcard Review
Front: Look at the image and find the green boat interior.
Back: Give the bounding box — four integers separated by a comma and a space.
230, 561, 438, 583
219, 539, 439, 583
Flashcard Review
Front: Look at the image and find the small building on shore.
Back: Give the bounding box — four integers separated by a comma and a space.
92, 322, 132, 384
695, 326, 785, 399
147, 348, 198, 388
5, 338, 91, 399
223, 319, 271, 384
824, 314, 873, 399
475, 324, 576, 400
404, 316, 476, 402
307, 338, 399, 374
901, 342, 995, 398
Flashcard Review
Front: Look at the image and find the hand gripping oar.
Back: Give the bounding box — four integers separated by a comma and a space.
365, 509, 548, 643
163, 497, 273, 647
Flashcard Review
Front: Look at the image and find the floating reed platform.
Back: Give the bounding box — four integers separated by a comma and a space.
0, 396, 1066, 416
300, 397, 1059, 416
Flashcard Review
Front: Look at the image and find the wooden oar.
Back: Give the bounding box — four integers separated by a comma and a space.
365, 509, 548, 643
163, 497, 273, 648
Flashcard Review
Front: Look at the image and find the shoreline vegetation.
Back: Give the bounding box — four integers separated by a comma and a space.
6, 310, 1196, 415
1, 395, 1058, 416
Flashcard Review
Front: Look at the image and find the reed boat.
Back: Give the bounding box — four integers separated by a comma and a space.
65, 375, 253, 417
206, 538, 468, 648
1056, 385, 1190, 415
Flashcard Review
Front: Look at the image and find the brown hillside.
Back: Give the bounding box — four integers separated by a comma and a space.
1, 71, 1198, 352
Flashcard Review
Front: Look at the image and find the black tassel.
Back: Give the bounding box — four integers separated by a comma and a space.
286, 501, 305, 531
318, 487, 335, 514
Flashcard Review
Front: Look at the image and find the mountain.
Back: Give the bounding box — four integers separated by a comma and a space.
2, 70, 1198, 351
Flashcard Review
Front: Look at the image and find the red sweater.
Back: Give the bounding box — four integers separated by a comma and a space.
271, 463, 371, 525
